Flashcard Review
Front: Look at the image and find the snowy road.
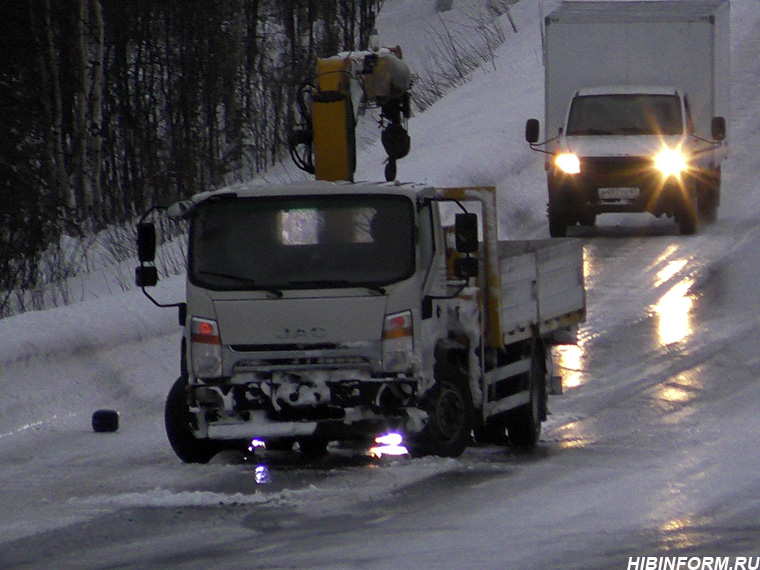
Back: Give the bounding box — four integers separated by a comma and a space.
5, 0, 760, 567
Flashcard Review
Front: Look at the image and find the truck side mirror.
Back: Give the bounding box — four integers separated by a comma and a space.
454, 256, 479, 280
525, 118, 540, 144
137, 222, 156, 263
711, 116, 726, 141
455, 213, 479, 253
135, 265, 158, 288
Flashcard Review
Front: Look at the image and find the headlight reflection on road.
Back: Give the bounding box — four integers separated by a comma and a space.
553, 344, 586, 390
653, 276, 694, 346
551, 418, 598, 450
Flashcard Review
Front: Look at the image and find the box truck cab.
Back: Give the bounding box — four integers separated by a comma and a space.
526, 0, 730, 237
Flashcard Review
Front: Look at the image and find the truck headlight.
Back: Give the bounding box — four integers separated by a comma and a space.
654, 147, 688, 177
382, 310, 414, 373
191, 317, 222, 378
555, 153, 581, 174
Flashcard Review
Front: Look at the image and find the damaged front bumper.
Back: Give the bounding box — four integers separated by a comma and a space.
189, 369, 424, 442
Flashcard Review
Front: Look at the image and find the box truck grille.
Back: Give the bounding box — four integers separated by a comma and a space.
581, 156, 652, 176
580, 156, 657, 190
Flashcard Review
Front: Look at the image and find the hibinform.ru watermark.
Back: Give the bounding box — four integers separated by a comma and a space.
627, 557, 760, 570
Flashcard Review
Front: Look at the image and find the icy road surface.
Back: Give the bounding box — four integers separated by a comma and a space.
4, 0, 760, 567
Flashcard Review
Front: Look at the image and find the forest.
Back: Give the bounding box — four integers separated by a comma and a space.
0, 0, 381, 314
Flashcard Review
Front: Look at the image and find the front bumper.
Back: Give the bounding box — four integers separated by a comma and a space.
189, 371, 421, 441
551, 156, 691, 215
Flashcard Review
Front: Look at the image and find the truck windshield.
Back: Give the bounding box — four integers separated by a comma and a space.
566, 94, 683, 136
189, 194, 415, 291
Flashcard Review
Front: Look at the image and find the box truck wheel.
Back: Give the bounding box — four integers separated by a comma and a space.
697, 166, 721, 223
548, 204, 569, 238
547, 183, 574, 237
507, 340, 547, 449
674, 188, 698, 235
165, 377, 224, 463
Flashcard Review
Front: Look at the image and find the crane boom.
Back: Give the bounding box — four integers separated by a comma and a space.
289, 47, 412, 182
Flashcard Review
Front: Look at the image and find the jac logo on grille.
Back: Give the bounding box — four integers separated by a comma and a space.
275, 327, 328, 340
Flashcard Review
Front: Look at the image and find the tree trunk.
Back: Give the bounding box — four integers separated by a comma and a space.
88, 0, 105, 223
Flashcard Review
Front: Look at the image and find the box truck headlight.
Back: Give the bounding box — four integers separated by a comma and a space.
654, 147, 688, 178
382, 310, 414, 373
191, 317, 222, 378
555, 153, 581, 174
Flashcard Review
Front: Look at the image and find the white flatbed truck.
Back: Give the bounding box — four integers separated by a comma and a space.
136, 181, 585, 460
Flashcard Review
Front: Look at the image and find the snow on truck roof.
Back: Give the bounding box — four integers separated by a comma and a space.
547, 0, 728, 24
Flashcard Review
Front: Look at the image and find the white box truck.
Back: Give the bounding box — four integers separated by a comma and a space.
135, 182, 585, 461
526, 0, 730, 236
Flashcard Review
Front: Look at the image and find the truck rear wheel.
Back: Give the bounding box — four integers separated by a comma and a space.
165, 377, 224, 464
507, 341, 547, 449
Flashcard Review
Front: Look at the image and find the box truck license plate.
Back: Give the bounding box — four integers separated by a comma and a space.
599, 187, 639, 200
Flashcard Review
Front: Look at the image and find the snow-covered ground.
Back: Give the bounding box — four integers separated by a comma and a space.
4, 0, 760, 568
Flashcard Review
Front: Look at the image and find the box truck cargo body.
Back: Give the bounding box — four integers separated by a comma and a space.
526, 1, 730, 236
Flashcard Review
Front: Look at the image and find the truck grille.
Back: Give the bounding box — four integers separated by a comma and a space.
581, 156, 653, 180
234, 355, 372, 371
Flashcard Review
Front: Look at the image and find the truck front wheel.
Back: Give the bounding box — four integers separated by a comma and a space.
548, 206, 569, 238
697, 166, 721, 223
412, 377, 473, 458
670, 181, 698, 235
165, 377, 224, 464
547, 182, 574, 237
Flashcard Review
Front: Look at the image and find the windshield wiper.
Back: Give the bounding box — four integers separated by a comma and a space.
198, 271, 283, 297
287, 280, 386, 296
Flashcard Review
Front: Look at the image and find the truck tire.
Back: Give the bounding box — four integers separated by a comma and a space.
697, 166, 721, 223
547, 183, 572, 237
415, 380, 472, 457
673, 182, 698, 235
675, 199, 698, 235
411, 357, 473, 458
507, 341, 547, 449
165, 377, 224, 464
548, 207, 569, 238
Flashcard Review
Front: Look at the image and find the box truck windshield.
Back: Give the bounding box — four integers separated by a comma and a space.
566, 94, 683, 136
189, 195, 415, 291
